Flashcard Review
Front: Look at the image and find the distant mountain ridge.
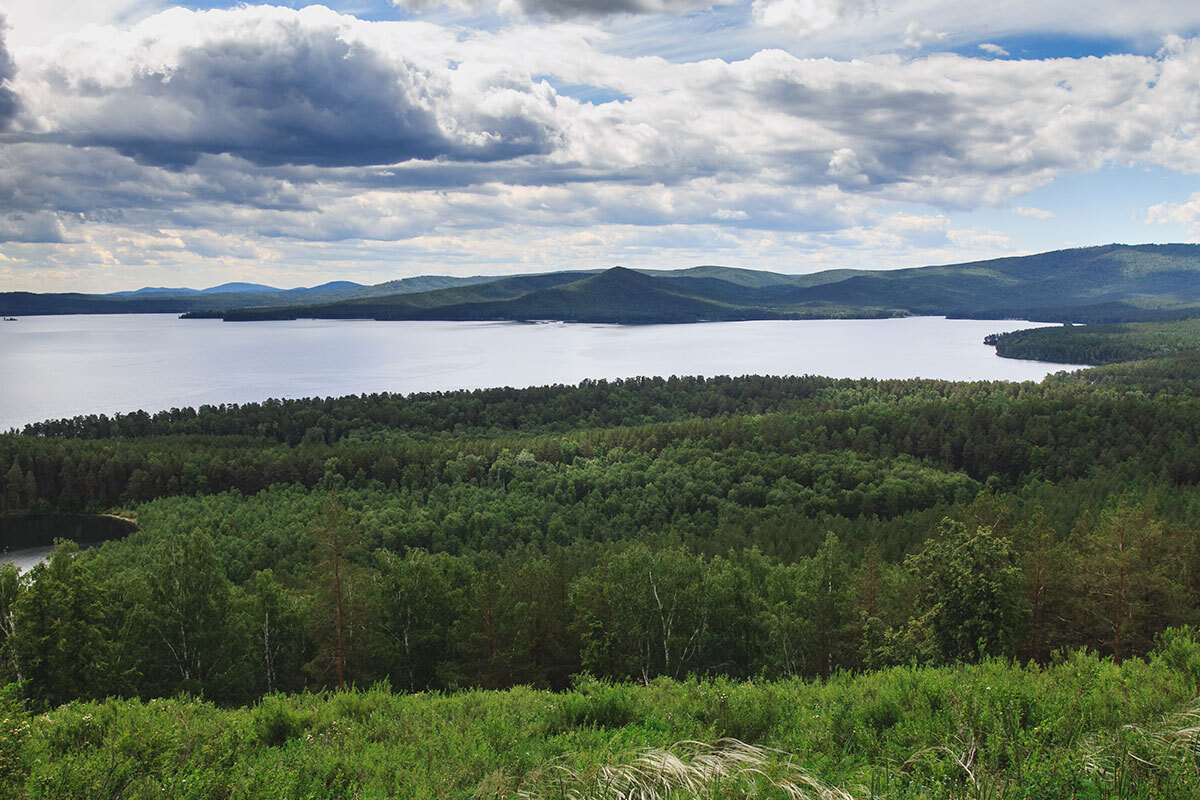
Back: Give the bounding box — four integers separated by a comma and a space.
4, 244, 1200, 324
106, 280, 363, 297
212, 244, 1200, 325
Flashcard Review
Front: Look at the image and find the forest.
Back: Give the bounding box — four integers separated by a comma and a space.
9, 243, 1199, 325
2, 324, 1200, 797
985, 318, 1200, 366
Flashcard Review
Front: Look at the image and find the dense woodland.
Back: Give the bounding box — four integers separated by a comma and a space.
10, 243, 1199, 325
985, 318, 1200, 365
3, 324, 1200, 797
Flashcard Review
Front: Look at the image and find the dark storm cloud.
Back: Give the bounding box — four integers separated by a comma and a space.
0, 15, 20, 130
7, 6, 1198, 266
50, 21, 557, 168
759, 77, 977, 186
0, 145, 314, 220
0, 212, 67, 243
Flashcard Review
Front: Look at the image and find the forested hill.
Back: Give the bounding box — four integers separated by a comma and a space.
199, 243, 1200, 324
0, 275, 494, 316
986, 318, 1200, 364
6, 243, 1200, 322
978, 318, 1200, 394
5, 369, 1200, 701
6, 342, 1200, 797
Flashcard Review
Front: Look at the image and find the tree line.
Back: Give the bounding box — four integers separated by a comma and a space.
5, 377, 1200, 516
2, 371, 1199, 709
1, 482, 1196, 709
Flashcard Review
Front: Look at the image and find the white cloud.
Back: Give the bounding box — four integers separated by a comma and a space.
750, 0, 870, 37
947, 226, 1012, 249
1013, 206, 1055, 219
979, 43, 1010, 57
749, 1, 1200, 54
1146, 192, 1200, 241
0, 0, 162, 48
5, 6, 1200, 288
391, 0, 719, 19
902, 21, 949, 49
14, 7, 563, 167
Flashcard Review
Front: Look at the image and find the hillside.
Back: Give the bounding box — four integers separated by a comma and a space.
218, 266, 908, 322
199, 243, 1200, 324
12, 654, 1200, 799
984, 318, 1200, 364
7, 361, 1200, 797
357, 267, 751, 323
796, 244, 1200, 320
6, 243, 1200, 322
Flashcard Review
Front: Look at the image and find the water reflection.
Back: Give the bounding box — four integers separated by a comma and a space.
0, 315, 1088, 431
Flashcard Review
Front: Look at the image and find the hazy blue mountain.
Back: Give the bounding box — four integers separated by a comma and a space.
785, 244, 1200, 316
199, 282, 285, 294
208, 244, 1200, 325
105, 287, 204, 297
7, 244, 1200, 323
358, 275, 504, 296
218, 266, 904, 323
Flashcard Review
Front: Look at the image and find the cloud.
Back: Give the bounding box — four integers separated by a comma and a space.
510, 0, 719, 18
392, 0, 719, 19
1013, 206, 1054, 219
0, 14, 19, 130
0, 0, 163, 48
18, 6, 561, 168
747, 1, 1200, 55
6, 6, 1200, 288
979, 42, 1010, 57
902, 21, 949, 49
1146, 192, 1200, 240
0, 212, 69, 243
750, 0, 870, 36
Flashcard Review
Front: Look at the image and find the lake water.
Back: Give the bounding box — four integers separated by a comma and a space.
0, 546, 55, 574
0, 314, 1087, 431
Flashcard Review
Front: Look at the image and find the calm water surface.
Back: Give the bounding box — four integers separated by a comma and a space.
0, 315, 1087, 431
0, 546, 54, 573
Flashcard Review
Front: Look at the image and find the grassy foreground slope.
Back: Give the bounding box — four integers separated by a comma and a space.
7, 636, 1200, 799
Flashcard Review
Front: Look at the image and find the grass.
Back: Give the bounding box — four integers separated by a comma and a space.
517, 739, 859, 800
5, 631, 1200, 799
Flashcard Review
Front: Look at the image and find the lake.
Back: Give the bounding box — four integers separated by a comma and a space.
0, 314, 1087, 431
1, 546, 54, 574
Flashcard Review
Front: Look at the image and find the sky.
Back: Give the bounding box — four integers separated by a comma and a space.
1, 1, 1199, 292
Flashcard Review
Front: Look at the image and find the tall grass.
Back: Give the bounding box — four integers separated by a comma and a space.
5, 630, 1200, 798
517, 738, 859, 800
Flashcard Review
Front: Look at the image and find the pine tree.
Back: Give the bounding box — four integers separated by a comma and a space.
1073, 495, 1182, 663
12, 543, 113, 708
307, 494, 363, 689
906, 519, 1028, 663
3, 459, 24, 511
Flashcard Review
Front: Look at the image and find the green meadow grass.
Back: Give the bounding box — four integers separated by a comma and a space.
6, 629, 1200, 799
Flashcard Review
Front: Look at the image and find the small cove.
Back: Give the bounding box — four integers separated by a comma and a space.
0, 514, 139, 571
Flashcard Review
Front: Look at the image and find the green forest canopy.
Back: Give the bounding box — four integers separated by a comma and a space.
2, 319, 1200, 797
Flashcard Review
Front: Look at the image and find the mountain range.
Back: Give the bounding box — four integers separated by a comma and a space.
4, 243, 1200, 324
